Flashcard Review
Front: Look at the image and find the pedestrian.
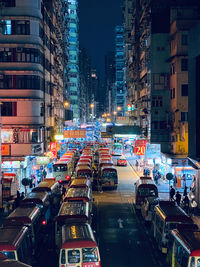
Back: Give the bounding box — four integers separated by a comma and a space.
183, 186, 188, 197
135, 160, 139, 171
182, 195, 190, 214
42, 169, 47, 180
173, 175, 177, 187
20, 192, 25, 200
190, 199, 197, 215
175, 191, 182, 206
182, 174, 186, 187
170, 186, 176, 201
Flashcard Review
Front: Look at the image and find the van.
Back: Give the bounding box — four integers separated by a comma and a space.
134, 177, 158, 209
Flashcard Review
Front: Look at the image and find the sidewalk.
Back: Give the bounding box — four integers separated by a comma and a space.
125, 152, 185, 199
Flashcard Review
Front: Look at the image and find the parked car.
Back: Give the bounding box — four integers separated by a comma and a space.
117, 158, 127, 166
141, 197, 161, 222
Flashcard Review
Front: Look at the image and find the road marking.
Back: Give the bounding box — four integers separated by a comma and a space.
117, 218, 124, 228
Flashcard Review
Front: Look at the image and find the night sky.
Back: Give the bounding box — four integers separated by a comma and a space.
79, 0, 123, 81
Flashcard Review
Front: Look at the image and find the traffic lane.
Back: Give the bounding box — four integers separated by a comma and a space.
95, 193, 166, 267
115, 162, 138, 192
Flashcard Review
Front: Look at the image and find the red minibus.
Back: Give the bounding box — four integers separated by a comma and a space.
59, 223, 101, 267
0, 226, 32, 265
134, 177, 158, 209
63, 187, 92, 204
76, 166, 93, 180
170, 224, 200, 267
70, 178, 91, 189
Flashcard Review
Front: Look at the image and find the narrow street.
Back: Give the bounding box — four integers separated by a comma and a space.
93, 159, 168, 267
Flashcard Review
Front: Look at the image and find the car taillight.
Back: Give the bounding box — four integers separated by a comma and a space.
58, 179, 62, 183
65, 175, 71, 180
42, 220, 46, 226
146, 211, 148, 218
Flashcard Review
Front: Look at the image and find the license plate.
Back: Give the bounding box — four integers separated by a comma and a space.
105, 182, 110, 185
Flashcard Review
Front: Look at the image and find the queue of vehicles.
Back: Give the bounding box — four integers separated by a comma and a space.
134, 173, 200, 267
0, 142, 105, 267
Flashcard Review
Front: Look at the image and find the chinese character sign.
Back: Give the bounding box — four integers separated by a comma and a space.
134, 140, 147, 155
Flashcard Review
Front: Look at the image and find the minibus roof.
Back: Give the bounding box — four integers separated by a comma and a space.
136, 178, 156, 186
172, 227, 200, 256
61, 223, 97, 249
56, 202, 89, 223
32, 179, 59, 192
70, 178, 91, 188
3, 205, 40, 226
22, 191, 49, 205
76, 166, 92, 171
101, 166, 116, 172
64, 188, 91, 201
0, 226, 28, 251
0, 259, 32, 267
155, 201, 193, 223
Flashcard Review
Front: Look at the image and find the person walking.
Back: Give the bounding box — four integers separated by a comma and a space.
183, 186, 188, 197
182, 195, 190, 214
170, 186, 176, 201
190, 199, 197, 215
175, 191, 182, 206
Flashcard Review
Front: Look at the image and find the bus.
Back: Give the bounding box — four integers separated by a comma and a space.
170, 224, 200, 267
152, 201, 193, 254
53, 159, 73, 183
0, 252, 32, 267
59, 223, 101, 267
3, 204, 43, 246
133, 177, 158, 209
99, 166, 118, 189
112, 143, 123, 156
55, 202, 91, 246
0, 226, 32, 265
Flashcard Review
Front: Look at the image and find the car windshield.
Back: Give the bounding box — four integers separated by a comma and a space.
102, 171, 117, 178
1, 251, 16, 260
138, 188, 158, 197
82, 247, 98, 262
197, 258, 200, 267
53, 165, 67, 172
68, 249, 80, 264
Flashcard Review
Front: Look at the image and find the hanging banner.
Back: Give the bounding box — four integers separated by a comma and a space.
63, 130, 86, 138
134, 140, 147, 155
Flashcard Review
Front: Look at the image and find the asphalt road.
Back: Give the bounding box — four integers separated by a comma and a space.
93, 158, 169, 267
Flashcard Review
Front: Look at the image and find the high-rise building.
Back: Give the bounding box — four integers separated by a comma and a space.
0, 0, 67, 178
115, 25, 126, 116
79, 47, 92, 123
67, 0, 80, 122
104, 52, 115, 115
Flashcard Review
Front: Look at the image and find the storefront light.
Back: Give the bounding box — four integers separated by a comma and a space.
54, 134, 64, 141
155, 158, 161, 164
148, 159, 153, 165
167, 158, 172, 165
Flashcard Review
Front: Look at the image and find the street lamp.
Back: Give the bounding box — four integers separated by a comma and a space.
90, 103, 94, 123
117, 106, 122, 111
64, 101, 70, 109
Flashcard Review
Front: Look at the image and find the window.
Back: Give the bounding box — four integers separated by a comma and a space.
181, 112, 188, 122
181, 58, 188, 71
181, 33, 188, 46
0, 20, 11, 34
0, 75, 42, 90
173, 88, 175, 98
68, 250, 80, 264
181, 84, 188, 96
0, 20, 30, 35
1, 129, 13, 143
171, 63, 175, 74
0, 0, 15, 7
1, 102, 17, 116
152, 96, 163, 107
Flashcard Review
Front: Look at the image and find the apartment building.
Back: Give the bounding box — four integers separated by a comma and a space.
0, 0, 67, 177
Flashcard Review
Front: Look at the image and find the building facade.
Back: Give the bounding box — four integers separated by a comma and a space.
67, 0, 80, 122
0, 0, 67, 177
115, 25, 126, 116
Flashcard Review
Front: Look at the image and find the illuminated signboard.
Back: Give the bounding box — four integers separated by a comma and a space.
63, 130, 86, 138
1, 144, 10, 156
134, 140, 147, 155
36, 157, 50, 165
